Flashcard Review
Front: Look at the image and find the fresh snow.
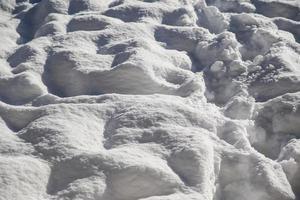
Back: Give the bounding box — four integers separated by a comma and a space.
0, 0, 300, 200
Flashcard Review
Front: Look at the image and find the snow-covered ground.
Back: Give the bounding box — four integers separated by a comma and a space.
0, 0, 300, 199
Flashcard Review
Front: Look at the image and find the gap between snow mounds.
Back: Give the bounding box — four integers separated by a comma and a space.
13, 0, 115, 42
251, 0, 300, 21
0, 117, 35, 155
13, 0, 199, 44
273, 17, 300, 43
0, 101, 44, 131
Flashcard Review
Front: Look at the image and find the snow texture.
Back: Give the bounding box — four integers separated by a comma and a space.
0, 0, 300, 200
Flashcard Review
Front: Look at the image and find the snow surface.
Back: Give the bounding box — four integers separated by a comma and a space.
0, 0, 300, 199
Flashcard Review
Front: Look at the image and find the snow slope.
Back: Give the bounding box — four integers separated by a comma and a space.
0, 0, 300, 199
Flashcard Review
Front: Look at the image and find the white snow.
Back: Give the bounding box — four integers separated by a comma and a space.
0, 0, 300, 200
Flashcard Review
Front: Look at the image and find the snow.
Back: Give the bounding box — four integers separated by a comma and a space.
0, 0, 300, 200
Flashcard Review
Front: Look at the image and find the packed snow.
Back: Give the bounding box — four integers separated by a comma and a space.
0, 0, 300, 200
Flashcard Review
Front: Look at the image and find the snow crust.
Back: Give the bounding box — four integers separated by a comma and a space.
0, 0, 300, 199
